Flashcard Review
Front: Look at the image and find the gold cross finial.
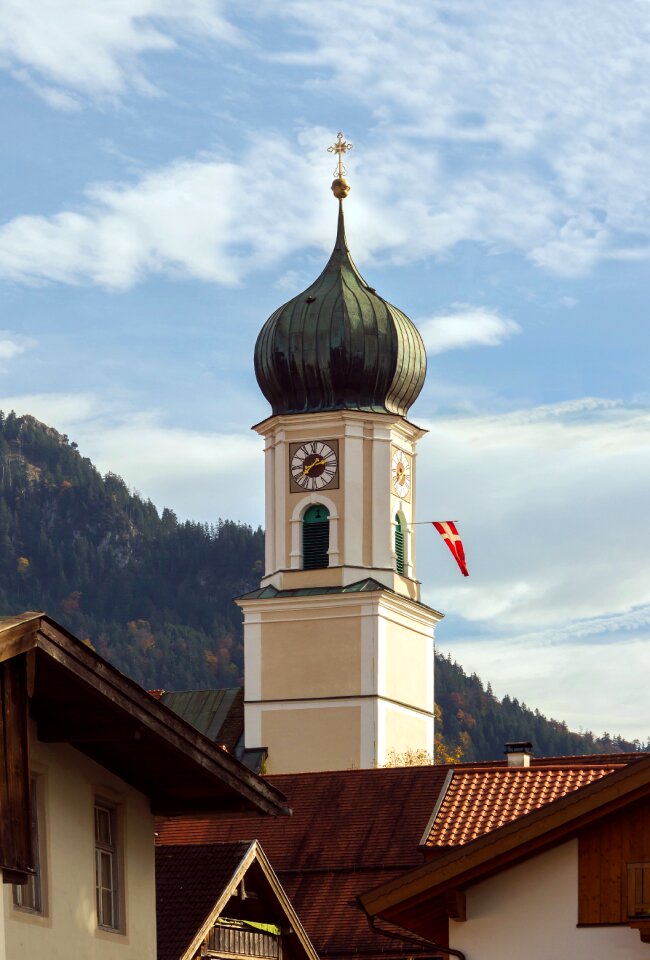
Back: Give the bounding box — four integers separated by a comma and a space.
328, 133, 353, 200
327, 132, 353, 178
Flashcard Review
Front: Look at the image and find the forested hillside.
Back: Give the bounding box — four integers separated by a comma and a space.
0, 411, 262, 689
0, 411, 644, 760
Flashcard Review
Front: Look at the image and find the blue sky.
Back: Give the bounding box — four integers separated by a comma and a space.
1, 0, 650, 741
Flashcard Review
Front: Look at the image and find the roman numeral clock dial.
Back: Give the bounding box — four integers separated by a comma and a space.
290, 441, 339, 491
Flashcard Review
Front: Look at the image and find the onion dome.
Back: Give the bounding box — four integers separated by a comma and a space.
254, 196, 427, 419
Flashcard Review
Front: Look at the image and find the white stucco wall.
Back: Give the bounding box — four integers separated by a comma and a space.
3, 736, 156, 960
451, 840, 646, 960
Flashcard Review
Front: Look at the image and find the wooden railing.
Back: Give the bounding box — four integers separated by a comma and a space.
205, 922, 281, 959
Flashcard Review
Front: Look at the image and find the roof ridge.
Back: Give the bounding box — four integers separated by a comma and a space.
453, 762, 626, 773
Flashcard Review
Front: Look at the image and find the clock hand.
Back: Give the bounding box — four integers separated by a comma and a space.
303, 457, 327, 476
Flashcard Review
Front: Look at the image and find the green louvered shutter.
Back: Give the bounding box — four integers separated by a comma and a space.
303, 505, 330, 570
395, 514, 405, 575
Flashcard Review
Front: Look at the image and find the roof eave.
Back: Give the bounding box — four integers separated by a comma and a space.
0, 614, 289, 818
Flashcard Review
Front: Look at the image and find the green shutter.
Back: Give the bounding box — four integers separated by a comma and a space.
395, 514, 405, 575
303, 505, 330, 570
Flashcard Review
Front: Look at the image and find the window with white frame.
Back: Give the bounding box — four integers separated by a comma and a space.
95, 801, 121, 931
12, 777, 43, 913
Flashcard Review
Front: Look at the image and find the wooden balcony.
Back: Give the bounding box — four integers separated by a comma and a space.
205, 919, 281, 959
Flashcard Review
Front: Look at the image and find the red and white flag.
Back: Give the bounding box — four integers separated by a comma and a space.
432, 521, 469, 577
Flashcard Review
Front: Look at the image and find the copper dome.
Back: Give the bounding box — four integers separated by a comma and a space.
254, 204, 426, 418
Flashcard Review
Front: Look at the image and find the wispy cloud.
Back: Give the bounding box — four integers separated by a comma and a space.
419, 305, 520, 355
1, 3, 650, 282
0, 132, 340, 288
0, 0, 239, 105
272, 1, 650, 274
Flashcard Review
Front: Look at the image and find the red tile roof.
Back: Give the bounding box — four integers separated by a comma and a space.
424, 763, 623, 847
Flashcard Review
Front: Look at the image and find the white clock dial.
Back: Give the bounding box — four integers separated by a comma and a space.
391, 449, 411, 498
290, 441, 338, 491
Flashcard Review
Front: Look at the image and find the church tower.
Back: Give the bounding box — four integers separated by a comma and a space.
238, 135, 442, 773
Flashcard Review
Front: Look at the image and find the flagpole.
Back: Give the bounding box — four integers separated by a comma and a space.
397, 520, 460, 526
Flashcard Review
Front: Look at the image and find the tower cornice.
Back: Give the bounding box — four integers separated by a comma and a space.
237, 583, 444, 629
252, 408, 428, 443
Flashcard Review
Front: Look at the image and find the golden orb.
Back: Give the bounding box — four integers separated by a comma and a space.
331, 177, 350, 199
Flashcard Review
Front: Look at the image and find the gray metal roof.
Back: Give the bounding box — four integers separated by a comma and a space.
161, 688, 241, 742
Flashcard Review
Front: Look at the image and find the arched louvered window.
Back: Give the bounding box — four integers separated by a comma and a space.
303, 504, 330, 570
395, 513, 405, 576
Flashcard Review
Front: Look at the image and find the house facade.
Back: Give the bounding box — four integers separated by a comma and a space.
442, 840, 648, 959
5, 734, 159, 960
0, 612, 288, 960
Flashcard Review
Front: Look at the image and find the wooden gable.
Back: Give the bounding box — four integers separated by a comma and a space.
579, 794, 650, 925
156, 841, 320, 960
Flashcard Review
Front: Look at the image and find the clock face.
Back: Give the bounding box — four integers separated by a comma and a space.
290, 441, 339, 491
391, 448, 411, 499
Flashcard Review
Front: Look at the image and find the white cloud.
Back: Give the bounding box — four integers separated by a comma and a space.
419, 305, 520, 355
0, 0, 239, 104
274, 269, 303, 292
0, 332, 35, 362
0, 129, 357, 288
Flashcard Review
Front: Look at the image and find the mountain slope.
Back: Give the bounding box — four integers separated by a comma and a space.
0, 411, 643, 759
0, 411, 262, 689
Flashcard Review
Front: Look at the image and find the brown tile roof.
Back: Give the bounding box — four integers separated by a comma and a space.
156, 841, 252, 960
424, 763, 624, 847
158, 765, 451, 958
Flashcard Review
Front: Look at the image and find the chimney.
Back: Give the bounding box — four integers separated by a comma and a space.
505, 741, 533, 768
